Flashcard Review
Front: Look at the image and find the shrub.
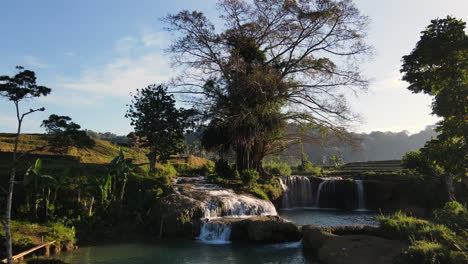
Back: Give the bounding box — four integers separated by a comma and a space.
153, 164, 177, 183
396, 240, 446, 264
297, 161, 322, 176
258, 178, 283, 201
45, 222, 76, 245
215, 159, 234, 179
264, 162, 292, 176
433, 201, 467, 233
249, 186, 270, 201
241, 169, 259, 186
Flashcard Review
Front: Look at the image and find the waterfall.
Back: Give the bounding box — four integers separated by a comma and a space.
202, 189, 277, 218
279, 176, 314, 208
355, 180, 366, 211
314, 179, 338, 208
198, 220, 232, 244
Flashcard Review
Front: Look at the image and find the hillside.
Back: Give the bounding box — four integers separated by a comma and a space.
0, 133, 147, 164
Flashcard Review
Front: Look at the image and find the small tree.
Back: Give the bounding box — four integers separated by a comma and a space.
41, 114, 95, 151
0, 66, 51, 264
125, 84, 195, 172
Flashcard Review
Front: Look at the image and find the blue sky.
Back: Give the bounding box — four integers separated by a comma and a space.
1, 0, 467, 135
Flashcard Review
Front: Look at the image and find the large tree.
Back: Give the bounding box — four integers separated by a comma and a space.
164, 0, 370, 172
0, 66, 51, 264
125, 84, 195, 172
401, 16, 467, 201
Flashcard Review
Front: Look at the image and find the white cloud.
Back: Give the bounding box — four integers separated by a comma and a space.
61, 53, 175, 97
21, 55, 49, 69
58, 29, 177, 97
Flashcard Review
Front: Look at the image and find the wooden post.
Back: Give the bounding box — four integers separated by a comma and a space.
1, 241, 56, 263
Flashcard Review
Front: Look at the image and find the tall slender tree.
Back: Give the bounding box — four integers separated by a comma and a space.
0, 66, 51, 263
164, 0, 370, 172
401, 16, 467, 201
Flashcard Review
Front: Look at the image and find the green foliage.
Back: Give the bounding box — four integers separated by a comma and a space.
166, 0, 369, 172
153, 164, 177, 183
433, 201, 467, 234
379, 208, 468, 264
401, 16, 467, 200
264, 162, 292, 176
296, 161, 322, 176
215, 159, 234, 179
257, 178, 283, 201
44, 222, 76, 245
241, 169, 259, 187
249, 186, 269, 201
126, 84, 196, 171
396, 240, 446, 264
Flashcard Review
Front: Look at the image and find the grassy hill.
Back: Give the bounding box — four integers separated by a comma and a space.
0, 133, 147, 164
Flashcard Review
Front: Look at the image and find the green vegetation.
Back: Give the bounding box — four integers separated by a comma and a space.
241, 169, 260, 187
401, 16, 467, 202
126, 84, 196, 172
165, 0, 369, 173
378, 202, 467, 264
264, 162, 292, 176
41, 114, 95, 152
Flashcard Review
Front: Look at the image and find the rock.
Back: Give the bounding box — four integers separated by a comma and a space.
318, 235, 405, 264
302, 225, 335, 249
231, 216, 301, 242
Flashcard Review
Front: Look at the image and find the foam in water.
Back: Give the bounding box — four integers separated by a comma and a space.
198, 220, 232, 244
202, 189, 277, 219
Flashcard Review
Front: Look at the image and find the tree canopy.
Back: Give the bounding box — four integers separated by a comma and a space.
401, 16, 467, 201
126, 84, 196, 172
164, 0, 370, 172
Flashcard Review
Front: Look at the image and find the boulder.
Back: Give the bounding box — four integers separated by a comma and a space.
302, 225, 335, 249
318, 235, 405, 264
231, 216, 301, 242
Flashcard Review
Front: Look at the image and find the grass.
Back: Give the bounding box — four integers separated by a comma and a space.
0, 133, 147, 164
0, 221, 75, 249
378, 210, 468, 264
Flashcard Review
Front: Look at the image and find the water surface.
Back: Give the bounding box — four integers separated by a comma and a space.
279, 209, 378, 227
53, 240, 316, 264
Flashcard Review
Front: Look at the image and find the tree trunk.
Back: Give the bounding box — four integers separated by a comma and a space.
149, 147, 157, 173
88, 196, 94, 216
4, 105, 22, 264
119, 178, 128, 202
445, 173, 457, 201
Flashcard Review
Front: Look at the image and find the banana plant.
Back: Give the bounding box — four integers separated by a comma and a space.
24, 158, 56, 220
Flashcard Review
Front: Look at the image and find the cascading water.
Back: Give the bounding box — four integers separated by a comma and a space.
202, 189, 278, 218
355, 180, 366, 211
279, 176, 314, 208
314, 179, 337, 208
193, 184, 277, 243
198, 220, 232, 244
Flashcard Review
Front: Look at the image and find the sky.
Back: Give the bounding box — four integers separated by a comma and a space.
0, 0, 467, 135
